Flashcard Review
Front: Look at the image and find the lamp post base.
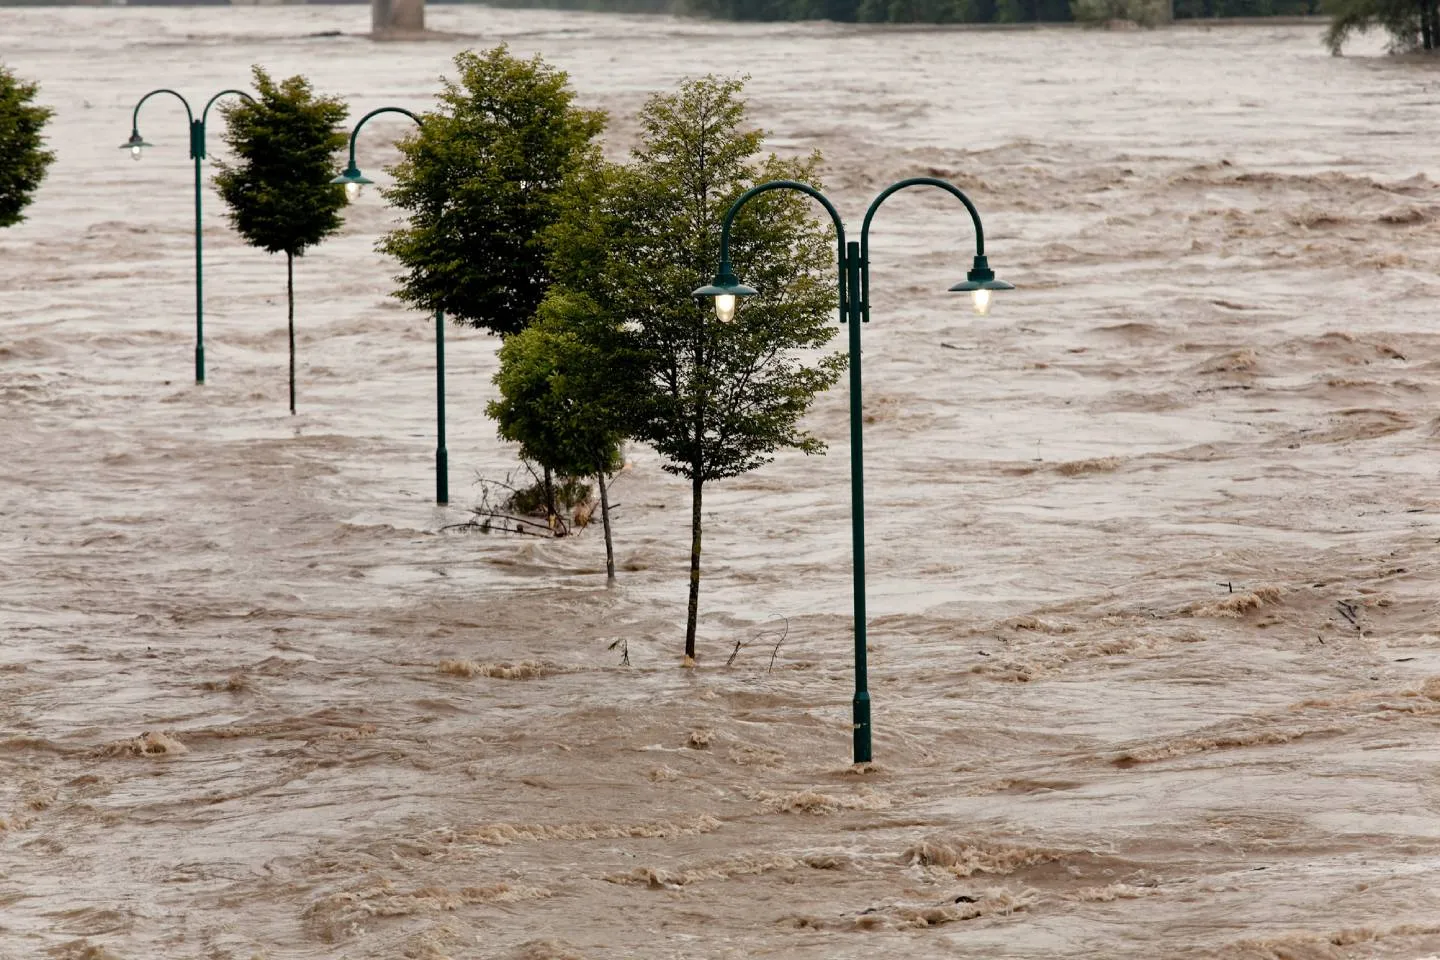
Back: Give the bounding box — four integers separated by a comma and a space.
853, 690, 871, 764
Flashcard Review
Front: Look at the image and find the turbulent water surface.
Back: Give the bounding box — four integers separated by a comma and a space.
4, 8, 1440, 958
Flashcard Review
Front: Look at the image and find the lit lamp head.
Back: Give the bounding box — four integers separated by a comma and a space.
691, 263, 757, 323
120, 130, 151, 161
948, 254, 1014, 316
330, 161, 373, 201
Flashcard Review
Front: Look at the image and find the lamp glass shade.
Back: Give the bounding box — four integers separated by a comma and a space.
692, 268, 756, 323
949, 254, 1013, 313
329, 163, 374, 196
121, 132, 152, 160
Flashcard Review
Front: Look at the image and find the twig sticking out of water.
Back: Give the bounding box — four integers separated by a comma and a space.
442, 513, 556, 537
725, 616, 790, 673
767, 618, 790, 674
443, 465, 595, 539
608, 637, 630, 666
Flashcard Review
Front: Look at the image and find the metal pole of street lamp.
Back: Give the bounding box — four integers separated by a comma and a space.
330, 107, 449, 505
694, 177, 1013, 765
122, 88, 253, 385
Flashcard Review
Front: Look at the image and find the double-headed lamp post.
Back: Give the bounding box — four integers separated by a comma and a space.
330, 107, 449, 505
693, 177, 1012, 765
122, 87, 254, 385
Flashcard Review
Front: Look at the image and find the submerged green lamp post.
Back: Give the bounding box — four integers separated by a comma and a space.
694, 177, 1012, 765
122, 88, 254, 385
329, 107, 449, 505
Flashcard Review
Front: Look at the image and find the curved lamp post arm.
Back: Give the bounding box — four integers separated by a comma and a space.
194, 89, 254, 161
201, 89, 254, 125
343, 106, 425, 172
713, 179, 848, 322
131, 88, 194, 130
719, 178, 847, 260
719, 179, 846, 269
860, 176, 985, 258
129, 89, 194, 155
859, 176, 987, 322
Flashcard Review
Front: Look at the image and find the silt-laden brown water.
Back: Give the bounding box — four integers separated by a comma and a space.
4, 9, 1440, 958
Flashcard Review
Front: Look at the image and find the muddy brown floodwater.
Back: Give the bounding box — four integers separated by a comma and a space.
4, 8, 1440, 959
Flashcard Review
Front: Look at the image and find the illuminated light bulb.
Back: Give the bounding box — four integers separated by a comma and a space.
344, 180, 362, 201
971, 288, 992, 316
714, 294, 736, 323
131, 144, 143, 161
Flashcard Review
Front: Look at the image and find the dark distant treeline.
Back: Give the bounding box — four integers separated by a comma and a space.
688, 0, 1074, 21
1171, 0, 1319, 15
477, 0, 1320, 21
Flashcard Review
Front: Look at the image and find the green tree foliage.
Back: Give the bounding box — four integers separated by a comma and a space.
214, 67, 348, 414
380, 46, 606, 338
997, 0, 1072, 19
1324, 0, 1435, 52
0, 63, 55, 229
487, 292, 635, 579
855, 0, 995, 20
548, 76, 845, 661
1070, 0, 1173, 22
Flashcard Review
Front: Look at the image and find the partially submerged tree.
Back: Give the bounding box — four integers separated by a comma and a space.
1325, 0, 1437, 52
0, 63, 55, 229
214, 67, 348, 414
380, 46, 606, 338
549, 76, 844, 660
487, 291, 636, 579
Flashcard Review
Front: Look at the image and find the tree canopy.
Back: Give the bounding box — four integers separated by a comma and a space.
489, 292, 632, 485
214, 67, 349, 258
547, 75, 845, 659
488, 291, 635, 577
214, 67, 349, 413
380, 46, 607, 337
1324, 0, 1436, 53
0, 63, 55, 229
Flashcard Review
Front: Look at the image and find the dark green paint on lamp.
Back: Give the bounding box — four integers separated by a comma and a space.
692, 263, 758, 323
947, 255, 1014, 315
329, 162, 374, 200
121, 131, 153, 160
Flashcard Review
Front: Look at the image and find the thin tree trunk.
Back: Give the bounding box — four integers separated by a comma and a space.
543, 465, 556, 529
685, 296, 705, 662
1422, 0, 1433, 49
684, 475, 702, 661
287, 251, 296, 415
1429, 0, 1439, 51
598, 471, 615, 583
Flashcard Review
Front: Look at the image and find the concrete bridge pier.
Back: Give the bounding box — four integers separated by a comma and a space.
372, 0, 424, 37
